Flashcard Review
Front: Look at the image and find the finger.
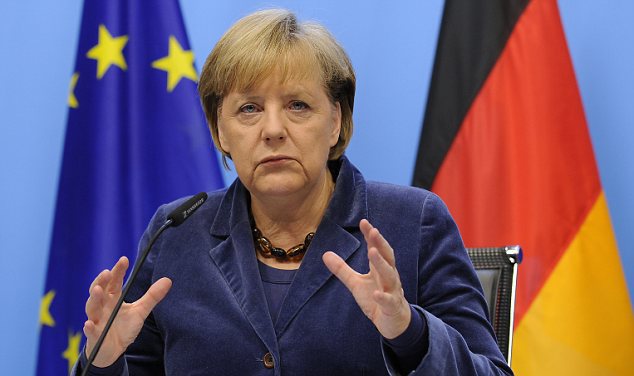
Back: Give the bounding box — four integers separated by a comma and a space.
359, 219, 374, 248
133, 277, 173, 318
83, 320, 102, 360
361, 220, 395, 266
360, 218, 374, 233
372, 230, 395, 266
368, 247, 400, 292
360, 220, 380, 277
85, 284, 106, 323
322, 251, 360, 291
83, 320, 98, 341
89, 269, 112, 295
107, 256, 129, 294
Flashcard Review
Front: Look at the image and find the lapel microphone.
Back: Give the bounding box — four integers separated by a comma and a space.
81, 192, 208, 376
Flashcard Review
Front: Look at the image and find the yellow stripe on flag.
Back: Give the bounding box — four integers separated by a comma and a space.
513, 192, 634, 375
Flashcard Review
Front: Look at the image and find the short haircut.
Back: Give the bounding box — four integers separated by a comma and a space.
198, 9, 356, 168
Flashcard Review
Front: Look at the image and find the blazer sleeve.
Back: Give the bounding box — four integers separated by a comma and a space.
382, 193, 514, 376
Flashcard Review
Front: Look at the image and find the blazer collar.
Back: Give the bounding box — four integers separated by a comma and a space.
323, 156, 368, 228
207, 156, 368, 341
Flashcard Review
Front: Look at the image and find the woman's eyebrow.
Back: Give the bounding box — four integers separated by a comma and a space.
229, 93, 265, 103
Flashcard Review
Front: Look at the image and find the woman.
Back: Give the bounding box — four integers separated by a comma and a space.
76, 9, 513, 376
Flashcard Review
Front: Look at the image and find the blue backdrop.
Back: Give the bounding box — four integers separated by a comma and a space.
0, 1, 632, 374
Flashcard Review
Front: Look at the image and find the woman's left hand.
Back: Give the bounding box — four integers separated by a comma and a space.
323, 219, 411, 339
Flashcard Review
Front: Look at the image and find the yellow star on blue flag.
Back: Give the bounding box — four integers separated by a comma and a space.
68, 73, 79, 108
86, 24, 128, 79
152, 36, 198, 92
39, 290, 56, 327
36, 1, 224, 375
62, 331, 82, 374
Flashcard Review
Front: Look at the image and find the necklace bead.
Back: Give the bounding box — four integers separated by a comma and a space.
252, 227, 315, 261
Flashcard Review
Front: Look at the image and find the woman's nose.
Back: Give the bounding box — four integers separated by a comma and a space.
261, 110, 287, 141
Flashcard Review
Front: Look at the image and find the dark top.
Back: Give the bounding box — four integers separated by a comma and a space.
257, 262, 297, 324
257, 261, 427, 374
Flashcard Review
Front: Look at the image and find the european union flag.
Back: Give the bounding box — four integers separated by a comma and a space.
36, 1, 224, 374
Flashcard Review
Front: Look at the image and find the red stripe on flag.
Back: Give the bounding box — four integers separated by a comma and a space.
431, 0, 601, 323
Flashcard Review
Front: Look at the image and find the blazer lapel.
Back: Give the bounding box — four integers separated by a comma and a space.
206, 156, 368, 348
207, 181, 279, 355
274, 156, 368, 336
274, 217, 360, 335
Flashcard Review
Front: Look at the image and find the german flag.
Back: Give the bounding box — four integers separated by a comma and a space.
413, 0, 634, 374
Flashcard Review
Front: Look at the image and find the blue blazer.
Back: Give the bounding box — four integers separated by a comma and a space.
80, 157, 512, 375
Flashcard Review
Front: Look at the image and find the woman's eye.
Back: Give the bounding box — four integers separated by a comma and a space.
240, 104, 258, 113
289, 101, 308, 111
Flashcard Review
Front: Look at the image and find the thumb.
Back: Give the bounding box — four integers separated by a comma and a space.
323, 251, 358, 291
134, 277, 172, 317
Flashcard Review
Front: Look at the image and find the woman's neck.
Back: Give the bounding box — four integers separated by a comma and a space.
250, 168, 335, 250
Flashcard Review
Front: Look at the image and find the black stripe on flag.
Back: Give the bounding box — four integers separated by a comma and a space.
412, 0, 529, 189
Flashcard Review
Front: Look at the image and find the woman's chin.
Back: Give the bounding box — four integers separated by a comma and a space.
247, 170, 310, 197
251, 176, 306, 198
253, 182, 305, 198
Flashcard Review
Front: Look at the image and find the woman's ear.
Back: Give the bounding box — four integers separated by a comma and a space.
216, 109, 231, 154
330, 102, 342, 147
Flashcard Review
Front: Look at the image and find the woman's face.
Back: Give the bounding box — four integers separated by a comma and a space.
218, 70, 341, 199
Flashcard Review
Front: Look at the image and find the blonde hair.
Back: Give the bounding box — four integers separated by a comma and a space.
198, 9, 356, 168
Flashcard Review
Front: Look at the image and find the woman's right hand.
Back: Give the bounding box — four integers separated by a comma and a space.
83, 256, 172, 368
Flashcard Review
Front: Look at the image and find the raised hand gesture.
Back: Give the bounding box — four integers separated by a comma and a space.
83, 256, 172, 367
322, 219, 411, 339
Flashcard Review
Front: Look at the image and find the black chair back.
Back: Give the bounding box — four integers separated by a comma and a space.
466, 246, 522, 365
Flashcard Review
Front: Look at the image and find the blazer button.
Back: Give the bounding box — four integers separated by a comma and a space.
263, 352, 274, 369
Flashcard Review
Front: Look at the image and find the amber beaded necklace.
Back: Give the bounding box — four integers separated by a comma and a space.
252, 227, 315, 262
